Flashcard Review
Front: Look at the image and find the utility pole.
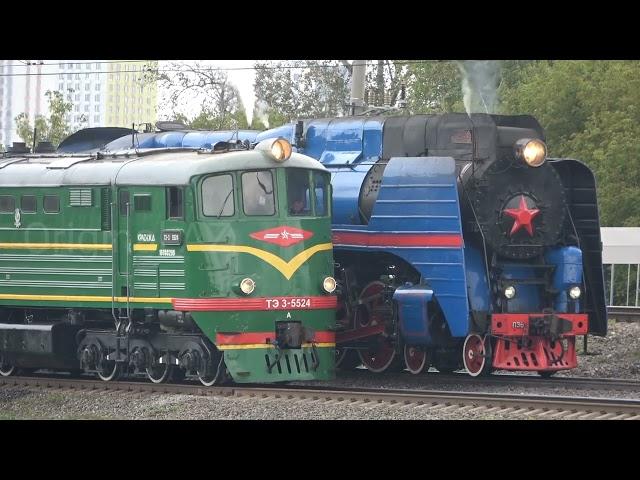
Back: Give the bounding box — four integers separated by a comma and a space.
376, 60, 384, 105
350, 60, 367, 115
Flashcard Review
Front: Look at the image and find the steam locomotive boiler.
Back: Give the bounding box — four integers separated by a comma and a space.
257, 113, 608, 376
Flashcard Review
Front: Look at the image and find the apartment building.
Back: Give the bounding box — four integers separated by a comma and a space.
106, 61, 158, 128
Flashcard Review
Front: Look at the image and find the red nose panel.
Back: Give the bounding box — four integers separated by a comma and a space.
250, 226, 314, 247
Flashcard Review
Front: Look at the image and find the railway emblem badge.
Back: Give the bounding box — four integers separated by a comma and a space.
250, 226, 313, 247
14, 208, 21, 228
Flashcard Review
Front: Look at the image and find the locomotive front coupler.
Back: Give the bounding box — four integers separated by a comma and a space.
266, 322, 320, 371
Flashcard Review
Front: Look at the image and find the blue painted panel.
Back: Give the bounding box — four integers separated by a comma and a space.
365, 157, 469, 337
368, 158, 462, 235
545, 246, 583, 312
256, 125, 294, 143
330, 167, 370, 225
501, 266, 541, 312
363, 118, 384, 161
464, 246, 491, 312
153, 131, 187, 147
393, 285, 433, 345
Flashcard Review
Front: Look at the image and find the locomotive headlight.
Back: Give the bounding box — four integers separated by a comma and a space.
322, 276, 337, 294
239, 278, 256, 295
504, 285, 517, 299
515, 138, 547, 167
569, 286, 581, 300
255, 138, 292, 162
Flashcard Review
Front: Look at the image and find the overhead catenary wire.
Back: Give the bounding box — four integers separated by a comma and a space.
0, 60, 427, 78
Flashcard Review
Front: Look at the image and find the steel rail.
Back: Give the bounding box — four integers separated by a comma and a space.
333, 369, 640, 392
2, 375, 639, 419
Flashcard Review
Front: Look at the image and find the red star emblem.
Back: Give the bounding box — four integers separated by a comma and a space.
503, 195, 540, 236
249, 226, 313, 247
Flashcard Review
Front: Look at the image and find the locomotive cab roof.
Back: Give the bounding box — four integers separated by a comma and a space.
0, 148, 328, 188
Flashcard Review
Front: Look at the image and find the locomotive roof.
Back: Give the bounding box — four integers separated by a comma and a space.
0, 149, 328, 187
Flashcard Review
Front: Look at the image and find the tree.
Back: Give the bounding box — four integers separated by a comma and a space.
406, 61, 464, 113
499, 60, 640, 226
15, 90, 77, 148
253, 60, 352, 126
148, 62, 249, 130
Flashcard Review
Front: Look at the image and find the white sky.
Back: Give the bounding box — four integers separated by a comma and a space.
158, 60, 258, 124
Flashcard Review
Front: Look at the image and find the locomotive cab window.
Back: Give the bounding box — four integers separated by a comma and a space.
202, 174, 234, 217
242, 170, 275, 216
287, 169, 311, 216
0, 195, 15, 213
312, 171, 329, 217
43, 195, 60, 213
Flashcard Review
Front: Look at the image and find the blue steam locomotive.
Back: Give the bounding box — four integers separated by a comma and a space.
256, 113, 607, 376
56, 113, 608, 376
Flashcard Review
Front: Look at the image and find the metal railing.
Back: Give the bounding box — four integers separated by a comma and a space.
604, 263, 640, 320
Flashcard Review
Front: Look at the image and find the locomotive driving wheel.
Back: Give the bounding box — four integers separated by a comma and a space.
403, 345, 431, 374
462, 333, 492, 377
0, 354, 16, 377
97, 361, 121, 382
356, 281, 402, 373
197, 352, 228, 386
146, 360, 173, 384
96, 347, 121, 382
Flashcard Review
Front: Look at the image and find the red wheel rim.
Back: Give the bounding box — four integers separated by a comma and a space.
463, 334, 486, 376
404, 345, 427, 374
356, 281, 385, 327
358, 338, 397, 373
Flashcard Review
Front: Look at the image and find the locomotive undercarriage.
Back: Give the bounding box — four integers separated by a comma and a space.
0, 306, 228, 386
333, 251, 463, 375
332, 249, 587, 377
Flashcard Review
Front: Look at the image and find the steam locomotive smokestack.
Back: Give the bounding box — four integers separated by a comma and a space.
350, 60, 367, 115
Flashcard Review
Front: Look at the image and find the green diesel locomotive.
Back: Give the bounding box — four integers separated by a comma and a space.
0, 138, 336, 384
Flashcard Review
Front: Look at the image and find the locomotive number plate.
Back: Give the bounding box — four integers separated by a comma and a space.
265, 297, 312, 310
162, 229, 183, 246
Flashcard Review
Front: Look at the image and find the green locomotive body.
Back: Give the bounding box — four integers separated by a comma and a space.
0, 141, 336, 384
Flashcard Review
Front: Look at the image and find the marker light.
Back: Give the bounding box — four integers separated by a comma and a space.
569, 286, 581, 300
239, 278, 256, 295
322, 276, 337, 294
515, 138, 547, 167
504, 286, 516, 299
255, 138, 292, 162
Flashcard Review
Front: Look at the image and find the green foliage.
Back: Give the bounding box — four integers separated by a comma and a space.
253, 60, 351, 126
406, 61, 464, 113
14, 91, 77, 148
500, 60, 640, 226
149, 62, 249, 130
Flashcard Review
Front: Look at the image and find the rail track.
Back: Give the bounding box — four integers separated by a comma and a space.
333, 369, 640, 392
2, 374, 639, 420
607, 306, 640, 322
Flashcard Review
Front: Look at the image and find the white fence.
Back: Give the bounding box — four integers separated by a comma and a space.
601, 227, 640, 308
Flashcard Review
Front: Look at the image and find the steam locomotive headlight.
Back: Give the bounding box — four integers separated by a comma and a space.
322, 276, 337, 294
515, 138, 547, 167
255, 138, 292, 162
504, 285, 517, 299
239, 278, 256, 295
569, 286, 581, 300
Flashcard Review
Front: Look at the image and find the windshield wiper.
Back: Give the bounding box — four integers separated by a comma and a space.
217, 190, 233, 219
